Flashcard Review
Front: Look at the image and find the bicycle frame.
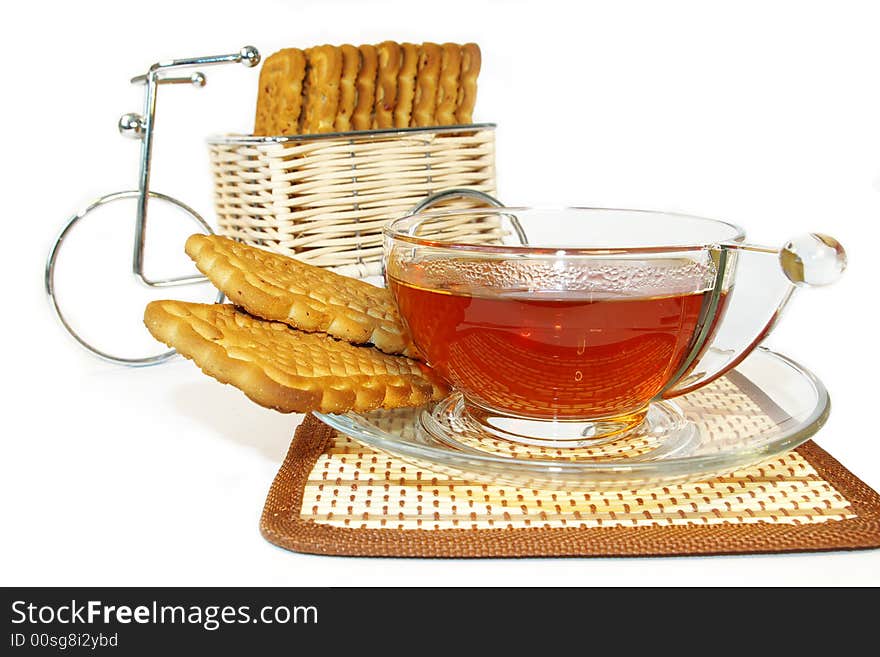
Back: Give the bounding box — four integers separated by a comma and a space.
124, 47, 260, 287
45, 46, 260, 366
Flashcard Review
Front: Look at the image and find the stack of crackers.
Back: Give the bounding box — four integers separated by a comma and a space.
254, 42, 481, 136
144, 235, 447, 414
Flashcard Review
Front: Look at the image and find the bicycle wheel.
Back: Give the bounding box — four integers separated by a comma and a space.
45, 190, 224, 366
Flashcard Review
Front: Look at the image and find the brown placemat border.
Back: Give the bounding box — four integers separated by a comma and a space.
260, 414, 880, 558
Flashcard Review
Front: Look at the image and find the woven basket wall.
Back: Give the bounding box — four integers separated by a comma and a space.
207, 125, 498, 278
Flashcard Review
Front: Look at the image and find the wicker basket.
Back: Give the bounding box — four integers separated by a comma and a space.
207, 124, 498, 278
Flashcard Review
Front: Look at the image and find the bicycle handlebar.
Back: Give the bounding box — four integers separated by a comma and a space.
129, 46, 260, 86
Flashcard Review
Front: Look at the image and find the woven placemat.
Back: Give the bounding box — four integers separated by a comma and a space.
261, 366, 880, 558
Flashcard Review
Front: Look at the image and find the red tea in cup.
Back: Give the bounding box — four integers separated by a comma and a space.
389, 259, 710, 420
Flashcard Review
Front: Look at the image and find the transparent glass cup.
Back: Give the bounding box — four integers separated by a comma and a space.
384, 207, 846, 447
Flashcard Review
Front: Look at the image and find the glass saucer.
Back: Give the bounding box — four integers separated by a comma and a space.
315, 347, 829, 489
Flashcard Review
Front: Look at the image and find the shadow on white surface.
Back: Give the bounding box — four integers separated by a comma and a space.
168, 381, 301, 461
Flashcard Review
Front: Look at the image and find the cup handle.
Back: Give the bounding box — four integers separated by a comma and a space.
405, 188, 504, 215
403, 188, 529, 245
662, 233, 846, 398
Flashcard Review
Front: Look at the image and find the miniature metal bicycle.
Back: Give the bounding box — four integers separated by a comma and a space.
45, 46, 261, 367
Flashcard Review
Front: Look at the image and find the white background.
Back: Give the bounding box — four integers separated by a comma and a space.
2, 0, 879, 585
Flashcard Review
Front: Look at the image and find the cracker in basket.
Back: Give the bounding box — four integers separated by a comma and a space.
412, 43, 442, 127
455, 43, 481, 124
144, 301, 446, 414
352, 44, 378, 130
185, 234, 418, 358
253, 48, 307, 136
334, 44, 359, 132
374, 41, 401, 129
393, 43, 419, 128
303, 45, 342, 133
435, 43, 462, 125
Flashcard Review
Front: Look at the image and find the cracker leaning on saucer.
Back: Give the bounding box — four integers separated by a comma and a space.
253, 48, 307, 136
144, 302, 446, 414
185, 234, 418, 358
352, 44, 378, 130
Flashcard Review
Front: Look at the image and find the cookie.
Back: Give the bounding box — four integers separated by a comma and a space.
334, 44, 359, 132
455, 43, 481, 124
374, 41, 401, 128
253, 48, 307, 136
303, 45, 343, 133
412, 43, 442, 127
352, 44, 378, 130
393, 42, 419, 128
185, 234, 418, 358
435, 43, 462, 125
144, 301, 447, 414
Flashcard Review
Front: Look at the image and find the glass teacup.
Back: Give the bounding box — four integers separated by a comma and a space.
384, 207, 845, 447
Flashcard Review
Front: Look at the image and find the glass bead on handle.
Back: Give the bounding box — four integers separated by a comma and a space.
779, 233, 847, 287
